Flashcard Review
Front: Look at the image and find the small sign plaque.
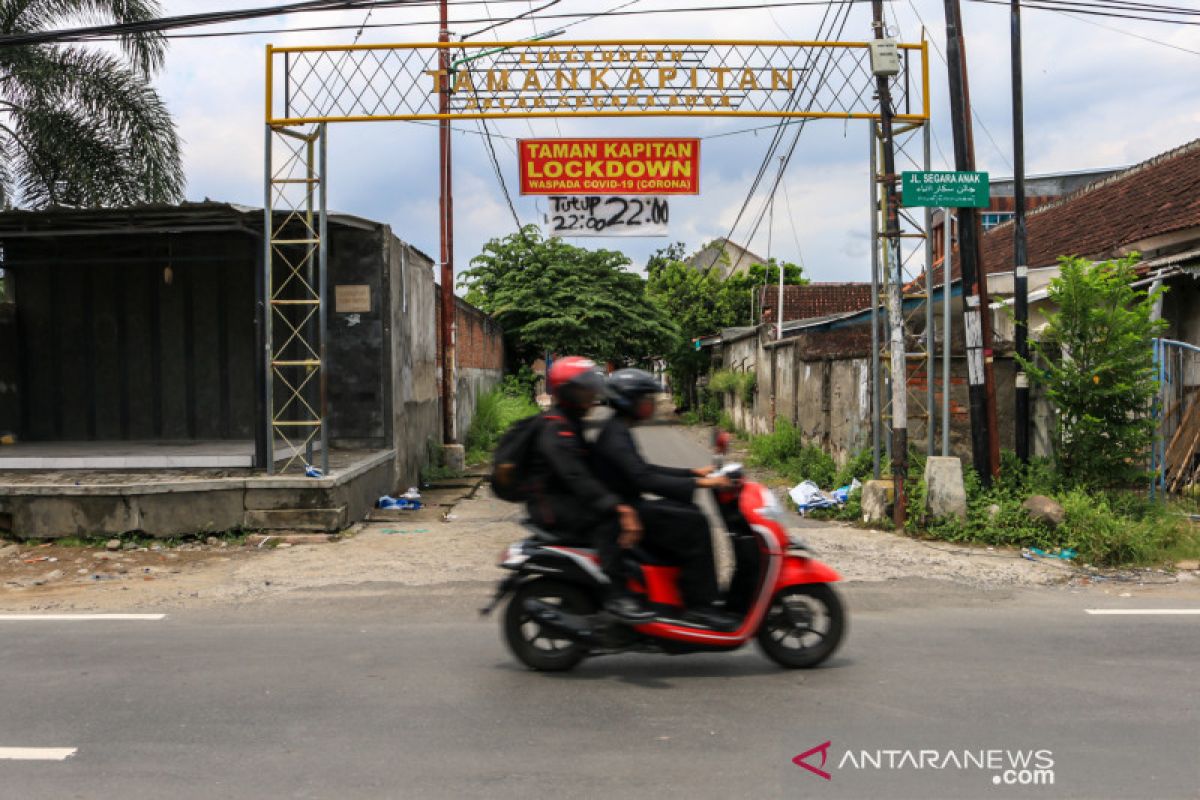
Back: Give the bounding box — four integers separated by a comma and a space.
335, 284, 371, 313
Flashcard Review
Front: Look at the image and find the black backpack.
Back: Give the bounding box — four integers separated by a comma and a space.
489, 413, 546, 503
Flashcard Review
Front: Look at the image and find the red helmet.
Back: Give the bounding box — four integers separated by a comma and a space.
548, 356, 604, 409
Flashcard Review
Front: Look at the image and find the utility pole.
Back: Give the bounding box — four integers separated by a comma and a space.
439, 0, 458, 447
943, 0, 1000, 485
1011, 0, 1030, 463
872, 0, 907, 526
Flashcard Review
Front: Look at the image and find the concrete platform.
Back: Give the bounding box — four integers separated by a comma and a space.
0, 448, 395, 539
0, 440, 320, 470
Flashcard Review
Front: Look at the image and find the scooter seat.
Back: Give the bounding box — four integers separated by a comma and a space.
520, 520, 567, 544
625, 546, 678, 567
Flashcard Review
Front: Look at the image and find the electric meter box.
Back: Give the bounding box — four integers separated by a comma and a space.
869, 39, 901, 76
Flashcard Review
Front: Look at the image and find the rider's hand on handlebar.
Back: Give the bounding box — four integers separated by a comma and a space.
697, 474, 735, 490
692, 465, 716, 477
616, 504, 643, 549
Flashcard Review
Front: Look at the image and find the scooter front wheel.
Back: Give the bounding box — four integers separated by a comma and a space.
503, 579, 595, 672
756, 583, 845, 669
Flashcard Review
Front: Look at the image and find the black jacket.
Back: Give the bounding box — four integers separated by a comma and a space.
592, 414, 697, 505
525, 406, 622, 533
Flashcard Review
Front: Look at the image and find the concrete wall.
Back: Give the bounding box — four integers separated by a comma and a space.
434, 286, 505, 447
0, 299, 16, 437
717, 322, 1045, 470
386, 233, 441, 492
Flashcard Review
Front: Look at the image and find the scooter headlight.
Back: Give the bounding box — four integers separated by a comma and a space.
755, 490, 786, 523
500, 543, 529, 568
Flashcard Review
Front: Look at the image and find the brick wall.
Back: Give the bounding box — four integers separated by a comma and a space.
433, 287, 504, 371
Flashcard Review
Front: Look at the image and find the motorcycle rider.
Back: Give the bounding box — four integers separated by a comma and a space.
593, 368, 738, 630
526, 356, 656, 623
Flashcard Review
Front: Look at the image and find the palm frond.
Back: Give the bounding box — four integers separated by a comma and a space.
0, 0, 167, 75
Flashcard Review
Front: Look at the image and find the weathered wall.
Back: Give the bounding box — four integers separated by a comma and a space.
387, 233, 441, 491
719, 323, 1040, 470
435, 287, 505, 444
326, 224, 388, 448
0, 299, 17, 436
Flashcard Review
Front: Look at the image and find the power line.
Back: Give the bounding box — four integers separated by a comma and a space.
1045, 4, 1200, 54
463, 0, 561, 38
967, 0, 1200, 24
736, 0, 856, 259
0, 0, 428, 46
703, 0, 854, 271
82, 1, 878, 41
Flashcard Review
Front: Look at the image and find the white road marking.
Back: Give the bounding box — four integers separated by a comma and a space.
0, 748, 76, 761
0, 614, 165, 621
1085, 609, 1200, 616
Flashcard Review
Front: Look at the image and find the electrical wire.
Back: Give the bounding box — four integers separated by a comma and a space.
701, 0, 854, 272
463, 0, 561, 38
0, 0, 429, 46
733, 0, 855, 261
77, 1, 878, 41
1044, 4, 1200, 54
967, 0, 1200, 25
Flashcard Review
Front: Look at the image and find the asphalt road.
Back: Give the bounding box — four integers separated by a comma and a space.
2, 424, 1198, 799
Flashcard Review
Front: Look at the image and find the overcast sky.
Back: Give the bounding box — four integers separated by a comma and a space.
157, 0, 1200, 284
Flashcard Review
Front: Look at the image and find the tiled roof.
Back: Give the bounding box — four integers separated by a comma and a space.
758, 282, 874, 322
984, 139, 1200, 272
936, 139, 1200, 283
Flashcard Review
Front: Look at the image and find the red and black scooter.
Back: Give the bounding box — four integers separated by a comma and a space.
483, 432, 846, 671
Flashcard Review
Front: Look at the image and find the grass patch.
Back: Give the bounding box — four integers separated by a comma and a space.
464, 385, 540, 465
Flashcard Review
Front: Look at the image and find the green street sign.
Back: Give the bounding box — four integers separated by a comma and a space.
901, 171, 990, 208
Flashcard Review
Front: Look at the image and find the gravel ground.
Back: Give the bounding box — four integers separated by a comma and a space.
1, 422, 1196, 612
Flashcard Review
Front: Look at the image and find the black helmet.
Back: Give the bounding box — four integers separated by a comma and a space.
606, 368, 663, 416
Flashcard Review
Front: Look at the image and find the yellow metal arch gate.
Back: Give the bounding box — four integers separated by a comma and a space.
262, 39, 930, 474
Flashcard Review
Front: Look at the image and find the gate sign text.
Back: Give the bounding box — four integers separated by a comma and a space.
520, 138, 698, 195
544, 195, 669, 237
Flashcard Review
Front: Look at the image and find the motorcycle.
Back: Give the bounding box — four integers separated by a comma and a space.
482, 431, 846, 671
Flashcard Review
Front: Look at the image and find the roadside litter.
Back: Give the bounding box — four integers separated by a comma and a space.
380, 528, 431, 535
304, 465, 324, 478
378, 487, 423, 510
1023, 547, 1077, 562
789, 478, 861, 515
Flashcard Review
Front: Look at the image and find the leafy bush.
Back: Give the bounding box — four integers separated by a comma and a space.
709, 370, 739, 394
697, 387, 721, 424
738, 372, 757, 405
1020, 255, 1166, 487
500, 365, 539, 401
748, 418, 836, 487
834, 447, 876, 489
465, 385, 540, 464
709, 369, 757, 405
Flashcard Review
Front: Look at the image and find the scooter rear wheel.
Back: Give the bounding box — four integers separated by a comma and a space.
504, 579, 595, 671
756, 583, 845, 669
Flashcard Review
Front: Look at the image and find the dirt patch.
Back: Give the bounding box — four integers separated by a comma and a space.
0, 539, 264, 593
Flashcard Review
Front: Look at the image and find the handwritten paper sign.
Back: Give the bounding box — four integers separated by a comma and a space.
543, 195, 669, 237
901, 171, 989, 208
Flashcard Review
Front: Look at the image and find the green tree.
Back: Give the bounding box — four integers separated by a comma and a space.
645, 244, 804, 406
1019, 255, 1166, 486
462, 225, 678, 366
0, 0, 183, 208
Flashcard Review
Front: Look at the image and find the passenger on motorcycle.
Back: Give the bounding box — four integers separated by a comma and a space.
592, 368, 738, 630
525, 356, 655, 623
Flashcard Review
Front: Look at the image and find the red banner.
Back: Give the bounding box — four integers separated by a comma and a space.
519, 138, 700, 195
